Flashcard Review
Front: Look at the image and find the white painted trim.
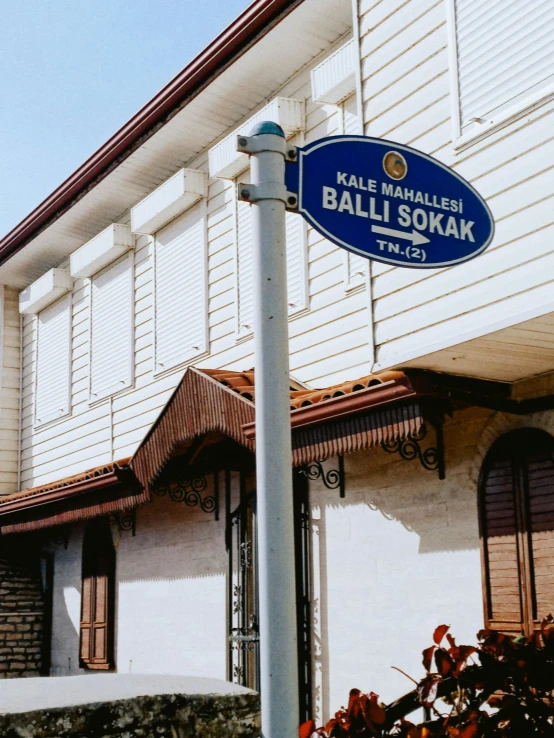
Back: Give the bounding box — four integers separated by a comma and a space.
447, 0, 554, 153
288, 124, 309, 321
233, 179, 242, 340
454, 82, 554, 152
445, 0, 462, 142
287, 215, 310, 321
373, 299, 554, 372
233, 173, 254, 343
88, 251, 135, 406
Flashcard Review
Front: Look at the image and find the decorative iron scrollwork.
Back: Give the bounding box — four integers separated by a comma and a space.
108, 509, 136, 536
299, 456, 345, 498
381, 422, 445, 479
50, 527, 70, 549
153, 473, 217, 515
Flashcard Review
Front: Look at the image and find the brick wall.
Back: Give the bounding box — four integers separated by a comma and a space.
0, 550, 45, 678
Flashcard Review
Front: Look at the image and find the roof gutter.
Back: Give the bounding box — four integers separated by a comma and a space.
0, 0, 304, 268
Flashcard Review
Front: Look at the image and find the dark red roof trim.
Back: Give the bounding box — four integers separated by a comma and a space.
0, 0, 303, 267
0, 463, 146, 535
242, 374, 434, 465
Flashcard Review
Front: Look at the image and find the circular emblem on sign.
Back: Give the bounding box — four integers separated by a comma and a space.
383, 151, 407, 180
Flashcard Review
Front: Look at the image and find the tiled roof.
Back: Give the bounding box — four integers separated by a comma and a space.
0, 459, 131, 504
201, 368, 407, 409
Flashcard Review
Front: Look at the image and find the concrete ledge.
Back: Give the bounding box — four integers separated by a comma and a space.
0, 674, 261, 737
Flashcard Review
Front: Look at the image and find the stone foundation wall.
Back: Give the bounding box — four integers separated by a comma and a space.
0, 552, 45, 678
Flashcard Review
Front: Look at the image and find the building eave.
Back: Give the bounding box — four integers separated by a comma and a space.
0, 0, 303, 269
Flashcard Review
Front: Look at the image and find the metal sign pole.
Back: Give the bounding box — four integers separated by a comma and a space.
237, 122, 299, 738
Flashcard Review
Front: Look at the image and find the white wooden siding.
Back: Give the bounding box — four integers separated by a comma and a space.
0, 288, 21, 495
19, 39, 371, 489
154, 203, 208, 372
359, 0, 554, 376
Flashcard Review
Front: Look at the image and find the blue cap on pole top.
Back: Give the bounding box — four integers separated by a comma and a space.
249, 121, 285, 137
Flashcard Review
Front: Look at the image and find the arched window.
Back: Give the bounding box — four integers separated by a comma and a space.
479, 428, 554, 636
80, 518, 116, 670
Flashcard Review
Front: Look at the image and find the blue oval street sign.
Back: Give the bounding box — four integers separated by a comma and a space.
285, 136, 494, 269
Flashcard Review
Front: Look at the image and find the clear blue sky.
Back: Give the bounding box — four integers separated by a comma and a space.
0, 0, 252, 238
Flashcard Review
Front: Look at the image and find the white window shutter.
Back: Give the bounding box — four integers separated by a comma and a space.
155, 204, 207, 371
35, 295, 72, 425
345, 252, 367, 291
236, 191, 254, 337
342, 94, 359, 135
90, 254, 134, 401
454, 0, 554, 131
286, 211, 307, 315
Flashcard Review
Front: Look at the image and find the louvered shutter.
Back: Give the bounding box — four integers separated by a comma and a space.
80, 519, 115, 670
90, 254, 133, 401
155, 204, 207, 371
345, 252, 367, 290
454, 0, 554, 131
480, 429, 554, 635
525, 441, 554, 625
35, 295, 72, 426
236, 174, 254, 337
80, 573, 92, 664
342, 94, 359, 135
286, 212, 307, 315
480, 452, 524, 633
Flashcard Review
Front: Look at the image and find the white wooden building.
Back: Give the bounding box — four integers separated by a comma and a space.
0, 0, 554, 725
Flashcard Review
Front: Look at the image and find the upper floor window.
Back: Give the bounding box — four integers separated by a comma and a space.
154, 203, 208, 372
35, 294, 72, 426
90, 253, 134, 402
479, 428, 554, 636
450, 0, 554, 139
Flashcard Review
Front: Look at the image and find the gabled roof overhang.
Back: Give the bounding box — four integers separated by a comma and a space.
0, 367, 455, 534
0, 461, 146, 535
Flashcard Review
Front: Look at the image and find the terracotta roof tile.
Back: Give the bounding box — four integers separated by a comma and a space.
0, 369, 411, 516
200, 367, 407, 409
0, 459, 131, 505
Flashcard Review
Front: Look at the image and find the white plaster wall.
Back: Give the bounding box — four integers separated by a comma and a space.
116, 492, 227, 678
310, 405, 496, 722
50, 524, 85, 676
49, 490, 228, 680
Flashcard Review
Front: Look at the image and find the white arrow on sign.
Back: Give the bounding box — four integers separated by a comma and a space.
371, 225, 430, 245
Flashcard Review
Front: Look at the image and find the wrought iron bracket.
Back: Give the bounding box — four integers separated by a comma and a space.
381, 418, 445, 480
108, 509, 136, 536
50, 526, 70, 549
299, 455, 345, 498
153, 471, 219, 519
